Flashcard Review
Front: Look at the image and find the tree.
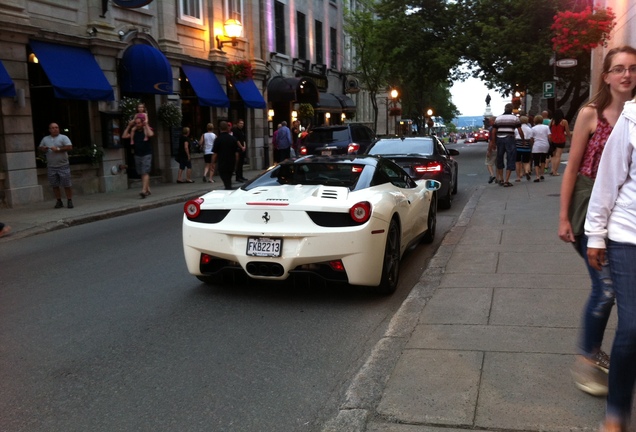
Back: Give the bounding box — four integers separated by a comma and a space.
344, 0, 394, 132
451, 0, 593, 120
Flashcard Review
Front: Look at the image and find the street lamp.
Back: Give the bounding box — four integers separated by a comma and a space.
385, 88, 399, 135
426, 109, 434, 135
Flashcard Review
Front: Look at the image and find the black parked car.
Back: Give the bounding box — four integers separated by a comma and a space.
365, 136, 459, 209
297, 124, 376, 156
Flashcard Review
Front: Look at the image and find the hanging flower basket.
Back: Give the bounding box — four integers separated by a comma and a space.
551, 6, 616, 57
298, 103, 315, 119
157, 102, 182, 128
225, 60, 254, 82
389, 107, 402, 116
120, 96, 142, 121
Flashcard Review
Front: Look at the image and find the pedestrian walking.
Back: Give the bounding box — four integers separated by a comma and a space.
586, 92, 636, 432
276, 121, 293, 161
232, 119, 248, 182
530, 115, 550, 182
484, 116, 497, 184
560, 46, 636, 400
212, 121, 240, 190
514, 115, 533, 182
122, 114, 154, 198
200, 123, 216, 183
549, 109, 571, 176
176, 127, 195, 184
38, 122, 74, 208
491, 104, 524, 187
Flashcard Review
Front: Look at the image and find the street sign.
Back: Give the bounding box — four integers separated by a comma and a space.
543, 81, 555, 99
556, 58, 578, 68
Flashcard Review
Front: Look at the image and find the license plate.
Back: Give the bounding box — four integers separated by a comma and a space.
321, 150, 332, 156
246, 237, 283, 257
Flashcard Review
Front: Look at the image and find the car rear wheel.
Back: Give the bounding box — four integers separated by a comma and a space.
422, 196, 437, 244
375, 219, 400, 295
452, 170, 458, 195
439, 184, 452, 209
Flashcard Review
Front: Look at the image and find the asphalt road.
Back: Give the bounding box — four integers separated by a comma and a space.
0, 139, 485, 432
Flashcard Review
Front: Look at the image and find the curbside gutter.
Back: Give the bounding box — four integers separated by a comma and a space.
321, 185, 485, 432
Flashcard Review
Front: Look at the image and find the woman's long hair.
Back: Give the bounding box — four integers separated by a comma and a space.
589, 46, 636, 116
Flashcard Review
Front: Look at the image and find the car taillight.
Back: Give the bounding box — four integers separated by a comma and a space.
350, 201, 371, 223
299, 146, 308, 155
328, 260, 346, 272
184, 198, 204, 219
414, 162, 443, 173
347, 143, 360, 154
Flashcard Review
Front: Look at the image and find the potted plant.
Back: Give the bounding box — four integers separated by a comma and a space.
157, 102, 183, 128
120, 96, 143, 121
298, 103, 314, 120
551, 6, 616, 57
225, 60, 254, 82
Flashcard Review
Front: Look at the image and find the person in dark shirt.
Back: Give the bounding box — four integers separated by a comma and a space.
212, 121, 240, 190
232, 119, 248, 182
122, 116, 154, 198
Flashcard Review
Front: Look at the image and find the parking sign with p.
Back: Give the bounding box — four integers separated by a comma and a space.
543, 81, 555, 99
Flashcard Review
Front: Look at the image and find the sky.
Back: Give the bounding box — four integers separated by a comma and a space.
450, 77, 509, 117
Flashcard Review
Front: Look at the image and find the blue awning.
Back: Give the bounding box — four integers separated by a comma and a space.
120, 44, 172, 94
181, 64, 229, 107
30, 40, 114, 101
233, 79, 266, 109
0, 60, 16, 98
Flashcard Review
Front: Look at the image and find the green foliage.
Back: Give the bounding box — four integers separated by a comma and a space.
120, 96, 142, 120
157, 102, 182, 128
298, 103, 314, 120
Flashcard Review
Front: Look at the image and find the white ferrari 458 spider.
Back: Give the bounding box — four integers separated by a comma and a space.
182, 155, 440, 294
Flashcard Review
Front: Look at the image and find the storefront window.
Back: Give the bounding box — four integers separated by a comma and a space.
28, 59, 91, 163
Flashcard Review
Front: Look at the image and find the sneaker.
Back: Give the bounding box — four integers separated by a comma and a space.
202, 176, 208, 183
67, 199, 74, 209
488, 176, 495, 184
54, 200, 63, 209
589, 350, 610, 373
571, 355, 608, 396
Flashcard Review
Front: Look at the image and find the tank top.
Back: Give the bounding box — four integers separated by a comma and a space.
578, 115, 613, 179
550, 121, 566, 144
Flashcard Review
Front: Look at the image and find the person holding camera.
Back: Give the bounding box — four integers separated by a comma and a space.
123, 115, 154, 198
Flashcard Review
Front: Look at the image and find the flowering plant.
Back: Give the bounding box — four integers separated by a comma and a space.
551, 6, 616, 57
120, 96, 142, 120
225, 60, 254, 82
157, 102, 182, 128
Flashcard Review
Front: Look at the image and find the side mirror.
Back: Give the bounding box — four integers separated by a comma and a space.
425, 179, 441, 191
448, 148, 460, 156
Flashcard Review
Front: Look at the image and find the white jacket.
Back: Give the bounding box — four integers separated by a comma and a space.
585, 100, 636, 249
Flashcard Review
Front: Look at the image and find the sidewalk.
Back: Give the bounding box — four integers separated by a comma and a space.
0, 169, 262, 242
324, 173, 627, 432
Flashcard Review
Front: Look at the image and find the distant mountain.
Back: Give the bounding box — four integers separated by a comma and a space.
452, 115, 488, 129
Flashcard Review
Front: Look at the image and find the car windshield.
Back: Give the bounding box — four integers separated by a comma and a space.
246, 163, 366, 190
368, 139, 434, 155
306, 128, 350, 144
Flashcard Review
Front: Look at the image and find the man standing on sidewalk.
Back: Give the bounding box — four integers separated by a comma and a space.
491, 103, 524, 187
38, 122, 74, 209
213, 121, 240, 190
232, 119, 248, 182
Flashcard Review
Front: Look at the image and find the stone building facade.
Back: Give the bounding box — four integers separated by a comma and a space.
0, 0, 364, 207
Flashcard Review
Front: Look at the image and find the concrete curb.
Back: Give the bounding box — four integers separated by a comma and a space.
321, 186, 485, 432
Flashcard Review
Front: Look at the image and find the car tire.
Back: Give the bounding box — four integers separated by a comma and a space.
375, 219, 400, 295
439, 184, 452, 209
422, 195, 437, 244
452, 170, 458, 195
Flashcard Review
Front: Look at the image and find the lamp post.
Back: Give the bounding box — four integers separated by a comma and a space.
426, 108, 434, 135
385, 89, 399, 135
